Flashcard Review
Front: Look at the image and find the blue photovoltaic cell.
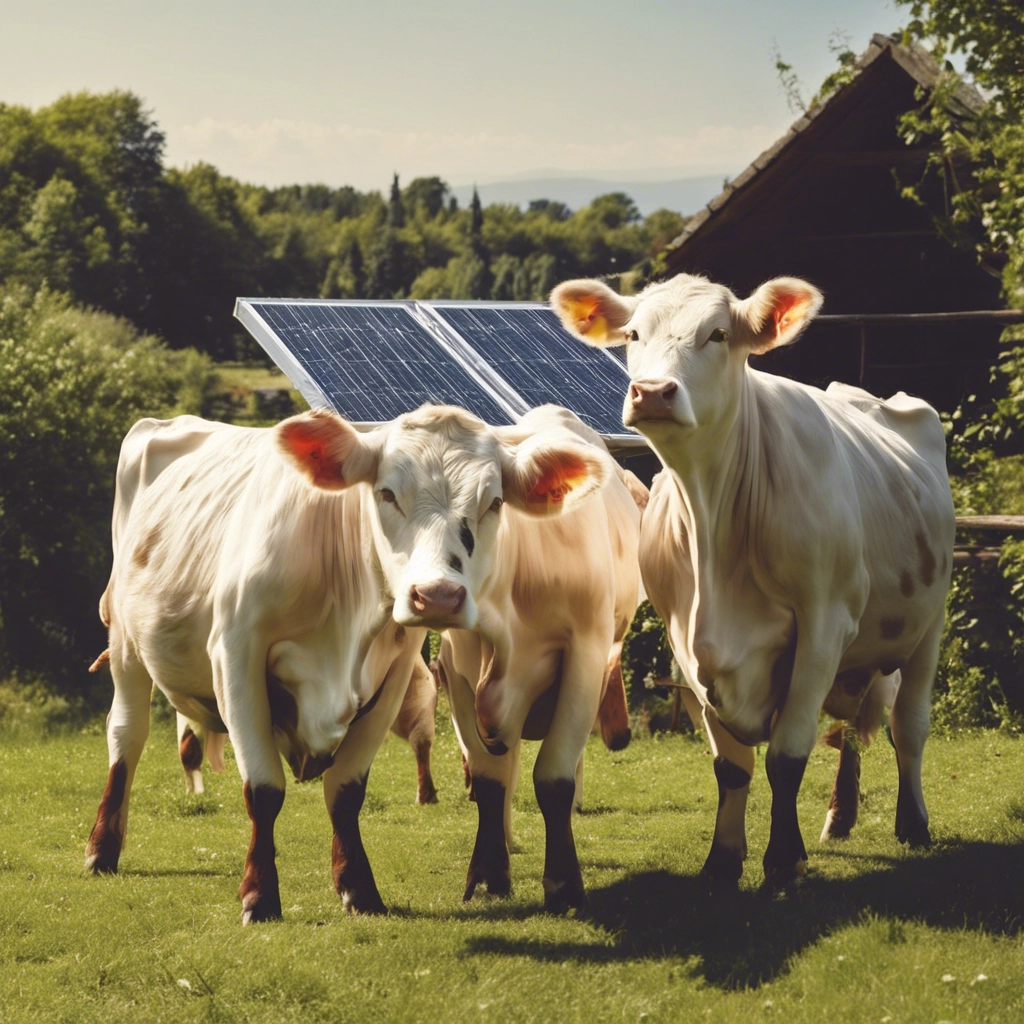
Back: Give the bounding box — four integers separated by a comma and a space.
246, 302, 513, 425
433, 306, 631, 435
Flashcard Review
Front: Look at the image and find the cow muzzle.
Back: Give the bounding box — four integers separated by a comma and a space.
406, 579, 467, 627
624, 378, 681, 426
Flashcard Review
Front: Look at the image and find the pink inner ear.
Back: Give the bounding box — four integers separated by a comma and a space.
279, 420, 345, 488
526, 453, 589, 506
772, 292, 812, 339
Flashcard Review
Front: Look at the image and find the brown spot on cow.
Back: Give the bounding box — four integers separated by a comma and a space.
85, 760, 128, 874
880, 616, 905, 640
132, 525, 161, 568
239, 782, 285, 924
394, 624, 406, 645
179, 727, 203, 772
900, 570, 915, 598
916, 532, 936, 586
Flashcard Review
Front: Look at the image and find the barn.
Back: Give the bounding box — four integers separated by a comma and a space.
661, 33, 1007, 413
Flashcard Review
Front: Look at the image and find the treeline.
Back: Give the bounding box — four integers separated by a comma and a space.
0, 91, 686, 360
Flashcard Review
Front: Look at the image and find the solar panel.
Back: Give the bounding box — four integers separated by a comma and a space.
234, 297, 644, 446
236, 300, 516, 425
426, 304, 631, 437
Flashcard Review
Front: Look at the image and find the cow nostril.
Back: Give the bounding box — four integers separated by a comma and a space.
662, 382, 678, 400
629, 383, 642, 403
452, 585, 466, 612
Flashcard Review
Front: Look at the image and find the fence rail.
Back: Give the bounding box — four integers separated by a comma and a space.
954, 515, 1024, 565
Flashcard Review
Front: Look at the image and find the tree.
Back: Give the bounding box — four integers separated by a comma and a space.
0, 284, 215, 694
403, 177, 450, 220
896, 2, 1024, 302
388, 172, 405, 228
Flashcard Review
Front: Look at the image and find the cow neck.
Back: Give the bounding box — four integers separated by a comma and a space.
657, 368, 761, 589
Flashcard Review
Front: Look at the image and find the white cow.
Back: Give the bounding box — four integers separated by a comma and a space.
86, 404, 613, 922
552, 274, 955, 887
435, 406, 642, 911
164, 657, 437, 805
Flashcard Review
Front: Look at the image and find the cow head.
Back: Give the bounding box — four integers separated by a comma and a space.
551, 275, 822, 456
276, 405, 611, 631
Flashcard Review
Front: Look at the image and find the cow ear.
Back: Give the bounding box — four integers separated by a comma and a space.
277, 410, 379, 490
502, 438, 612, 516
732, 277, 823, 354
550, 279, 637, 347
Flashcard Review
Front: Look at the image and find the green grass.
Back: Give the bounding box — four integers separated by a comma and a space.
1, 708, 1022, 1023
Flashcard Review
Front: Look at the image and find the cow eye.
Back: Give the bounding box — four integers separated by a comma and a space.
488, 496, 503, 513
708, 327, 729, 343
626, 329, 639, 342
380, 488, 396, 504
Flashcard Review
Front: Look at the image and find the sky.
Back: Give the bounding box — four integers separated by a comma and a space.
2, 0, 904, 192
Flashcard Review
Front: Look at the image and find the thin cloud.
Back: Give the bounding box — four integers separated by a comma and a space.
172, 117, 781, 189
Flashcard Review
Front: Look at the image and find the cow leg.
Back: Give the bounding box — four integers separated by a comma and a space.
573, 755, 584, 813
213, 640, 287, 924
325, 652, 415, 914
820, 723, 861, 841
413, 737, 438, 805
596, 643, 631, 751
532, 642, 605, 913
443, 653, 518, 899
85, 648, 151, 874
763, 621, 848, 887
701, 705, 754, 883
890, 621, 941, 848
177, 713, 207, 795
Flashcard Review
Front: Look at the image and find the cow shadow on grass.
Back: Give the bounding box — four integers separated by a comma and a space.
460, 840, 1024, 990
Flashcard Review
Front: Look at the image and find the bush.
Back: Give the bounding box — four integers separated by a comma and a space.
0, 284, 215, 698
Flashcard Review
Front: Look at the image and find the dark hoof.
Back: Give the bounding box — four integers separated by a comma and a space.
543, 878, 586, 914
762, 853, 808, 891
342, 892, 388, 915
604, 729, 632, 752
84, 834, 121, 875
463, 864, 512, 902
820, 809, 856, 841
417, 786, 439, 806
241, 891, 283, 924
896, 819, 931, 848
701, 842, 744, 885
895, 797, 931, 848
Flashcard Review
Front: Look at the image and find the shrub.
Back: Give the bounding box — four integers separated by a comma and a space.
0, 283, 215, 698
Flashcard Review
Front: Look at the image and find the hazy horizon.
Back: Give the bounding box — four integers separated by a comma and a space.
3, 0, 901, 194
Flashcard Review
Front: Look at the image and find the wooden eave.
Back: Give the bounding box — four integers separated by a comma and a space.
662, 33, 986, 272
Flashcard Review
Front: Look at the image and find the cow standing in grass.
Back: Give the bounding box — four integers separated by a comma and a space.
86, 404, 617, 921
552, 274, 954, 887
436, 406, 642, 911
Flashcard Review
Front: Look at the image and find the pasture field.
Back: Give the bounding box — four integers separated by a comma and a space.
1, 709, 1022, 1024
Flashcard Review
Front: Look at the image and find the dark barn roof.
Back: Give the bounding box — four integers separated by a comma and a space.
662, 33, 1004, 412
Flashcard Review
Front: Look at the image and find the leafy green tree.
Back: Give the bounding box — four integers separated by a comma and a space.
403, 177, 450, 220
0, 284, 215, 693
896, 1, 1024, 302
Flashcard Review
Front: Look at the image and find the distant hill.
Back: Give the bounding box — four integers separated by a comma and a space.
450, 174, 725, 217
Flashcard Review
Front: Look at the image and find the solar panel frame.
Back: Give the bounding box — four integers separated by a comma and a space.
234, 298, 521, 426
423, 301, 636, 441
234, 297, 648, 449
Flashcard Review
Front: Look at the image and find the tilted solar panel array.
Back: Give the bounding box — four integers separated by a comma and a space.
425, 304, 631, 437
234, 297, 638, 441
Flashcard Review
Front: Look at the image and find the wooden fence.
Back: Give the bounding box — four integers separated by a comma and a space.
954, 515, 1024, 565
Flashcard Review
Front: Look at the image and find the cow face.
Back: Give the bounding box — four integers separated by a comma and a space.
277, 406, 611, 631
551, 275, 822, 453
